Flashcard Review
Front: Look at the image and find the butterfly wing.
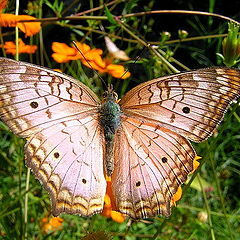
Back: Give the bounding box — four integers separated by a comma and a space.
119, 68, 240, 142
112, 67, 240, 218
0, 57, 100, 137
111, 117, 195, 218
0, 57, 106, 216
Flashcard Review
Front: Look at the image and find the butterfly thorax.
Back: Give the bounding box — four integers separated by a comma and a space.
99, 89, 121, 176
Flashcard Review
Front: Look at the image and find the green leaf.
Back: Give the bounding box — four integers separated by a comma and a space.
104, 5, 117, 24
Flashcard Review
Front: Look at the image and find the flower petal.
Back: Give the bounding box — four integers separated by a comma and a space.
81, 59, 105, 72
106, 64, 131, 79
74, 42, 91, 53
171, 186, 182, 206
192, 156, 201, 173
52, 42, 77, 55
0, 14, 41, 37
0, 13, 18, 27
1, 39, 37, 55
111, 211, 125, 223
16, 15, 41, 37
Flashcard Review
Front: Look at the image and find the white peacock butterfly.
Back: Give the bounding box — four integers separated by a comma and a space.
0, 57, 239, 219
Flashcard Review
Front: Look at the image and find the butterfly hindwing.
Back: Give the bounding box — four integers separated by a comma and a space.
26, 116, 106, 216
111, 116, 195, 219
119, 68, 240, 142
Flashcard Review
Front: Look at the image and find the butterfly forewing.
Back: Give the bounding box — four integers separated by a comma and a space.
0, 57, 100, 137
0, 57, 106, 216
119, 68, 240, 143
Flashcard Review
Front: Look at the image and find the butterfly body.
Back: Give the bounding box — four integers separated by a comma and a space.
0, 57, 240, 219
99, 89, 121, 176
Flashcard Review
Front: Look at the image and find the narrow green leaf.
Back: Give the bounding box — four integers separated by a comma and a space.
104, 5, 117, 24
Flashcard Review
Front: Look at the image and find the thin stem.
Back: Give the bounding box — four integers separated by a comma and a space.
207, 142, 235, 240
24, 168, 30, 240
197, 174, 216, 240
121, 10, 240, 25
39, 0, 44, 65
15, 0, 19, 61
18, 10, 240, 25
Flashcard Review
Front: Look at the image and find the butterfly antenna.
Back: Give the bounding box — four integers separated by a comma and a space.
72, 41, 107, 89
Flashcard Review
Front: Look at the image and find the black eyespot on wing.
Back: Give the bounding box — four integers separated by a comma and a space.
30, 101, 38, 109
182, 106, 190, 114
136, 181, 141, 187
162, 157, 167, 163
54, 152, 60, 158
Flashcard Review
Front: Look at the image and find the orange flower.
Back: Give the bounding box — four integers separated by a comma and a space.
192, 155, 201, 173
171, 186, 182, 206
0, 39, 37, 55
52, 42, 80, 63
51, 41, 131, 79
0, 13, 41, 37
101, 177, 125, 223
106, 63, 131, 79
40, 216, 64, 234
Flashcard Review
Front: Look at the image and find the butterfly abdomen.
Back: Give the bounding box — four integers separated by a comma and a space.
100, 91, 121, 176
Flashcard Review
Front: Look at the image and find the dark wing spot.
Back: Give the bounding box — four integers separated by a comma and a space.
162, 157, 167, 163
82, 178, 87, 184
182, 106, 190, 114
30, 101, 38, 109
136, 181, 141, 187
54, 152, 60, 158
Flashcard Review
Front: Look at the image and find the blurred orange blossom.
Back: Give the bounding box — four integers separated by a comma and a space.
0, 13, 41, 37
52, 42, 131, 79
40, 216, 64, 234
0, 38, 37, 55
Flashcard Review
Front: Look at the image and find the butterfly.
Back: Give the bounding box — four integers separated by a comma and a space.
0, 57, 239, 219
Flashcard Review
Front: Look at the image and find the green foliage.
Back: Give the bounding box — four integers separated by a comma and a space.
0, 0, 240, 239
218, 22, 240, 67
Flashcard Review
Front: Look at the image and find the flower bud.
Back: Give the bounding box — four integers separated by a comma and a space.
222, 22, 240, 67
178, 29, 188, 39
